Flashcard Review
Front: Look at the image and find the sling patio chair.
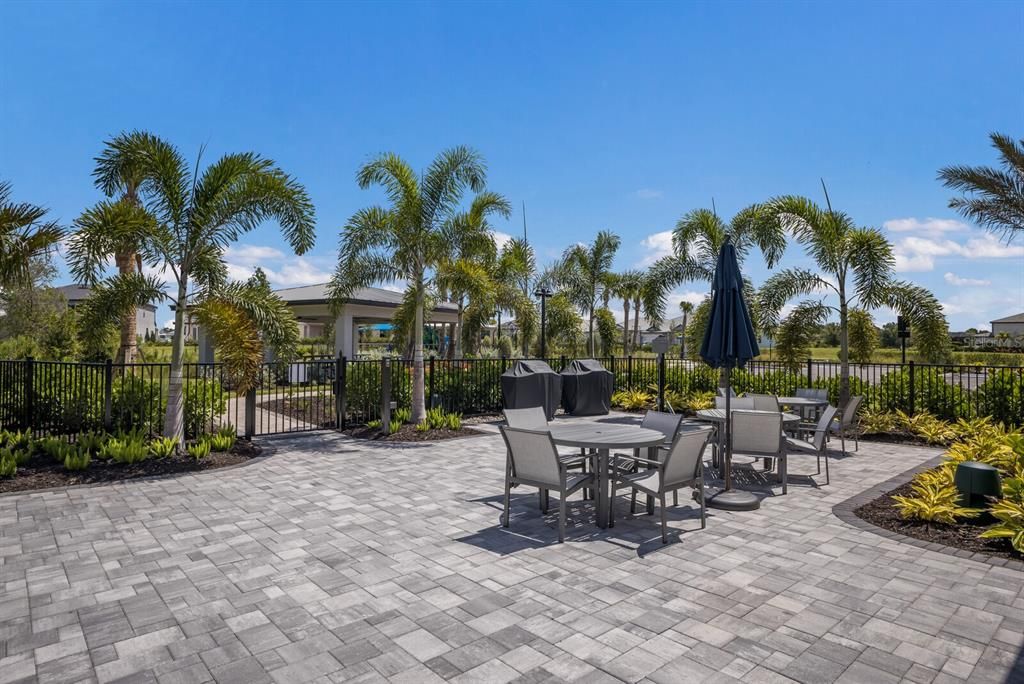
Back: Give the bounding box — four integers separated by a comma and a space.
829, 395, 863, 455
502, 406, 591, 505
714, 396, 755, 409
612, 410, 685, 504
500, 426, 595, 543
730, 410, 788, 495
748, 393, 781, 413
609, 427, 712, 543
785, 405, 839, 485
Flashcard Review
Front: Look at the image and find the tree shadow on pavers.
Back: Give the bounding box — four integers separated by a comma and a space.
1010, 644, 1024, 684
458, 491, 710, 557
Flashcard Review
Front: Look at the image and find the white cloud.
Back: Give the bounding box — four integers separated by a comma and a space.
224, 244, 285, 262
634, 188, 663, 200
222, 243, 332, 288
943, 272, 990, 287
891, 233, 1024, 272
883, 217, 966, 233
638, 230, 674, 266
490, 230, 513, 250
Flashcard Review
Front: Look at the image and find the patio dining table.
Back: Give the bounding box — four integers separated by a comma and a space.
547, 422, 665, 529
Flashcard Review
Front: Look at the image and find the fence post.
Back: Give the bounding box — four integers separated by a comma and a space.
103, 358, 114, 431
381, 358, 392, 433
610, 356, 617, 390
244, 387, 256, 439
428, 356, 435, 410
334, 352, 345, 430
338, 355, 348, 430
908, 360, 916, 415
657, 353, 666, 412
627, 355, 633, 388
22, 357, 34, 432
560, 355, 566, 371
806, 358, 813, 387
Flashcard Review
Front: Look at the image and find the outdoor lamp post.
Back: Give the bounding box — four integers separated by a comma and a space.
534, 287, 553, 358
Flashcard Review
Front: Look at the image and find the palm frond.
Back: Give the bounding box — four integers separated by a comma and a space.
939, 133, 1024, 240
77, 273, 168, 352
846, 227, 894, 308
0, 181, 64, 288
68, 200, 158, 285
421, 146, 487, 230
757, 268, 836, 332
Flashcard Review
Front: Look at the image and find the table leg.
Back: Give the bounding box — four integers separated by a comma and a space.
646, 445, 656, 515
597, 448, 609, 529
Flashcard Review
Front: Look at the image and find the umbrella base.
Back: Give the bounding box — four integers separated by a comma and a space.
705, 488, 761, 511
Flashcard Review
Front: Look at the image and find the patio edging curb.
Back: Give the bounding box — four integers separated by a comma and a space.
832, 455, 1024, 572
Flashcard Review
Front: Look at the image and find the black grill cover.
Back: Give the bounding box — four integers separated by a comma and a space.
500, 360, 562, 420
560, 359, 613, 415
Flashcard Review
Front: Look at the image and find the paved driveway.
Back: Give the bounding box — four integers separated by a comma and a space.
1, 424, 1021, 684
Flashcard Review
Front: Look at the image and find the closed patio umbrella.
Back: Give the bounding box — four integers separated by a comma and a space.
700, 236, 761, 511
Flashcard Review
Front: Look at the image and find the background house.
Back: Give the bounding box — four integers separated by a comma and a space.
56, 284, 159, 340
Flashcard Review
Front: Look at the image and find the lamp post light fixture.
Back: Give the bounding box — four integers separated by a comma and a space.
533, 287, 553, 358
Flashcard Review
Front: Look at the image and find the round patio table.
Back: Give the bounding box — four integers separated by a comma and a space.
548, 423, 665, 529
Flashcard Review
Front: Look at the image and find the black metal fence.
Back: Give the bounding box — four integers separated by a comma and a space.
2, 355, 1022, 439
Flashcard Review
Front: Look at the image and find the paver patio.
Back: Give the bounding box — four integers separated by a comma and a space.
1, 417, 1022, 684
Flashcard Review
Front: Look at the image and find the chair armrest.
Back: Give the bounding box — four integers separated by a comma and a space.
623, 455, 661, 467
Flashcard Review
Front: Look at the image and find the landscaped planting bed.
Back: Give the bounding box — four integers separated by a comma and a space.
851, 415, 1024, 561
341, 406, 485, 442
0, 427, 259, 495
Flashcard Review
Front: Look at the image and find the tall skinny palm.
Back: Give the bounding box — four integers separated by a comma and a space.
0, 181, 63, 288
68, 134, 316, 442
556, 230, 621, 356
678, 300, 694, 358
756, 196, 948, 405
939, 133, 1024, 243
330, 147, 488, 423
614, 270, 643, 355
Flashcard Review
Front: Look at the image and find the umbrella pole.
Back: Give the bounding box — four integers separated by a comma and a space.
724, 370, 732, 491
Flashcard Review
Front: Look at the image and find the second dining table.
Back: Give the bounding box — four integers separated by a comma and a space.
547, 422, 665, 529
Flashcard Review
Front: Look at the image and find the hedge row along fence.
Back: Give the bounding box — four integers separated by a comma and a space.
1, 355, 1021, 439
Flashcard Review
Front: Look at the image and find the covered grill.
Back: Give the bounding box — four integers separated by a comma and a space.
500, 360, 562, 420
560, 359, 613, 415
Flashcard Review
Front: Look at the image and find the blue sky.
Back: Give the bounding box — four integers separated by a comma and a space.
2, 0, 1022, 332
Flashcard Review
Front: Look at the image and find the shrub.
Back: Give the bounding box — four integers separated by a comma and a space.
208, 434, 234, 452
63, 445, 91, 471
685, 391, 715, 411
188, 440, 211, 460
858, 409, 898, 435
445, 412, 462, 430
980, 477, 1024, 553
612, 389, 653, 411
148, 437, 178, 458
366, 419, 381, 429
76, 432, 107, 456
892, 476, 981, 525
388, 418, 403, 434
102, 433, 149, 464
0, 450, 16, 478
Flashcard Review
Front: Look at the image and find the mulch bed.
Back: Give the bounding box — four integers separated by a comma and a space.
341, 423, 485, 442
853, 480, 1020, 562
0, 441, 262, 495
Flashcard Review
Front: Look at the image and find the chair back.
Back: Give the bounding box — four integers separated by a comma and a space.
641, 410, 683, 444
810, 406, 839, 451
717, 386, 737, 398
503, 406, 548, 430
662, 428, 711, 487
500, 426, 561, 486
731, 410, 782, 455
841, 395, 863, 427
749, 393, 780, 412
796, 388, 828, 401
715, 396, 754, 410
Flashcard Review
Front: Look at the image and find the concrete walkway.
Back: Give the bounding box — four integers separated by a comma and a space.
1, 427, 1021, 684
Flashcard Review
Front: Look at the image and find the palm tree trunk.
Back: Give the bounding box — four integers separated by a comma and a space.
114, 250, 139, 364
632, 298, 641, 350
838, 285, 850, 408
622, 300, 630, 356
412, 278, 427, 424
681, 313, 688, 359
163, 277, 189, 445
453, 299, 464, 359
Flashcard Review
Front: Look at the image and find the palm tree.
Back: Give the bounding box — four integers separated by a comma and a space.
648, 206, 786, 290
939, 133, 1024, 243
88, 131, 168, 363
756, 195, 948, 405
0, 181, 63, 289
494, 238, 537, 357
330, 147, 489, 423
679, 300, 694, 358
614, 270, 643, 355
435, 192, 511, 357
67, 133, 315, 443
554, 230, 621, 356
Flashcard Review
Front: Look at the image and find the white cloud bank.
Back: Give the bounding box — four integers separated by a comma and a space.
943, 272, 990, 287
638, 230, 674, 266
883, 217, 966, 234
223, 243, 332, 287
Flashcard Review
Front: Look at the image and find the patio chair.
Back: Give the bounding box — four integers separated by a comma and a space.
785, 405, 839, 485
613, 410, 684, 504
609, 427, 711, 543
748, 393, 780, 412
829, 395, 863, 455
715, 396, 754, 410
730, 410, 787, 494
500, 426, 595, 543
794, 387, 828, 421
717, 386, 737, 398
502, 407, 590, 506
